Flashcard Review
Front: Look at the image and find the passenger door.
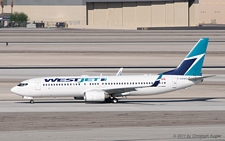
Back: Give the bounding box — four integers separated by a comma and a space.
35, 80, 41, 90
172, 78, 177, 88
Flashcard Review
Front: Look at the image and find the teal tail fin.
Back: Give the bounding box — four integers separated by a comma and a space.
162, 38, 209, 76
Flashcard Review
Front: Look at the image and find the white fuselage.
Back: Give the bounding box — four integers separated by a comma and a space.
11, 74, 202, 99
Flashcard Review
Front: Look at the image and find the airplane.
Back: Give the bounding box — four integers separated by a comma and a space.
11, 38, 214, 104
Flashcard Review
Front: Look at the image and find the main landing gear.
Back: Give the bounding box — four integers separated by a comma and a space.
105, 97, 118, 103
30, 99, 34, 104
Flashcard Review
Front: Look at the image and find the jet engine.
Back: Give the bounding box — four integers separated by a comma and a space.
84, 91, 106, 102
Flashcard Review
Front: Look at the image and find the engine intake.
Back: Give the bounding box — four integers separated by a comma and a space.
84, 91, 106, 102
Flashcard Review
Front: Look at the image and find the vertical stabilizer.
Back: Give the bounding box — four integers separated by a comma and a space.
162, 38, 209, 76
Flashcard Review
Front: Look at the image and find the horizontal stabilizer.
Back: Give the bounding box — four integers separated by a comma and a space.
188, 75, 216, 81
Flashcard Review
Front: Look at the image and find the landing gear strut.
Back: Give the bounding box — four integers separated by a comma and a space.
30, 99, 34, 104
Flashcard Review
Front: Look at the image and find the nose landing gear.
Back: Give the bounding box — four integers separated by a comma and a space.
30, 99, 34, 104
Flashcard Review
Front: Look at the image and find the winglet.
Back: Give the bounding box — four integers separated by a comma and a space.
116, 68, 123, 76
151, 74, 163, 87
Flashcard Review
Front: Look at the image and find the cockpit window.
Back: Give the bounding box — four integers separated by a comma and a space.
17, 83, 28, 87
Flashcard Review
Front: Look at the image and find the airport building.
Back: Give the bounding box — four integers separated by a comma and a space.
1, 0, 225, 28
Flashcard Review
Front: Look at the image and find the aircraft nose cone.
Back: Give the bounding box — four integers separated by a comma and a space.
11, 86, 18, 94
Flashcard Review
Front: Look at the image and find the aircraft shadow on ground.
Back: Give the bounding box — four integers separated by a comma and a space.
120, 98, 215, 103
15, 98, 216, 104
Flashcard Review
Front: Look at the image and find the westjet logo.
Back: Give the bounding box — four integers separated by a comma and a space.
44, 78, 107, 83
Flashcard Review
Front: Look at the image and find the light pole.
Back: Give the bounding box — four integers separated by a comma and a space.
11, 0, 13, 14
0, 0, 4, 26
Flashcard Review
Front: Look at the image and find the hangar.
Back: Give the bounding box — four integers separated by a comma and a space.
1, 0, 225, 28
86, 0, 198, 27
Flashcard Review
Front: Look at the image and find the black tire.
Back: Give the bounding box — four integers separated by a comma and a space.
30, 100, 34, 104
112, 98, 118, 104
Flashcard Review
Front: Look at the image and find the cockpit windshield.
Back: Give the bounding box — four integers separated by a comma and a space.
17, 83, 28, 87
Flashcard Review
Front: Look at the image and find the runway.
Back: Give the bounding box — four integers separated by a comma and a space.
1, 28, 225, 43
0, 126, 224, 141
1, 98, 225, 112
0, 28, 225, 141
1, 100, 225, 141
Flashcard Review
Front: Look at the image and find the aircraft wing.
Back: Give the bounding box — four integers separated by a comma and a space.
103, 86, 138, 94
102, 74, 163, 95
188, 75, 216, 81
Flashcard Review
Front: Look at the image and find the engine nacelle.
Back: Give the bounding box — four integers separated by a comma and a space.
84, 91, 106, 102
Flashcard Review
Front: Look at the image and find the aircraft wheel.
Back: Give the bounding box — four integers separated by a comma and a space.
112, 98, 118, 104
30, 100, 34, 104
